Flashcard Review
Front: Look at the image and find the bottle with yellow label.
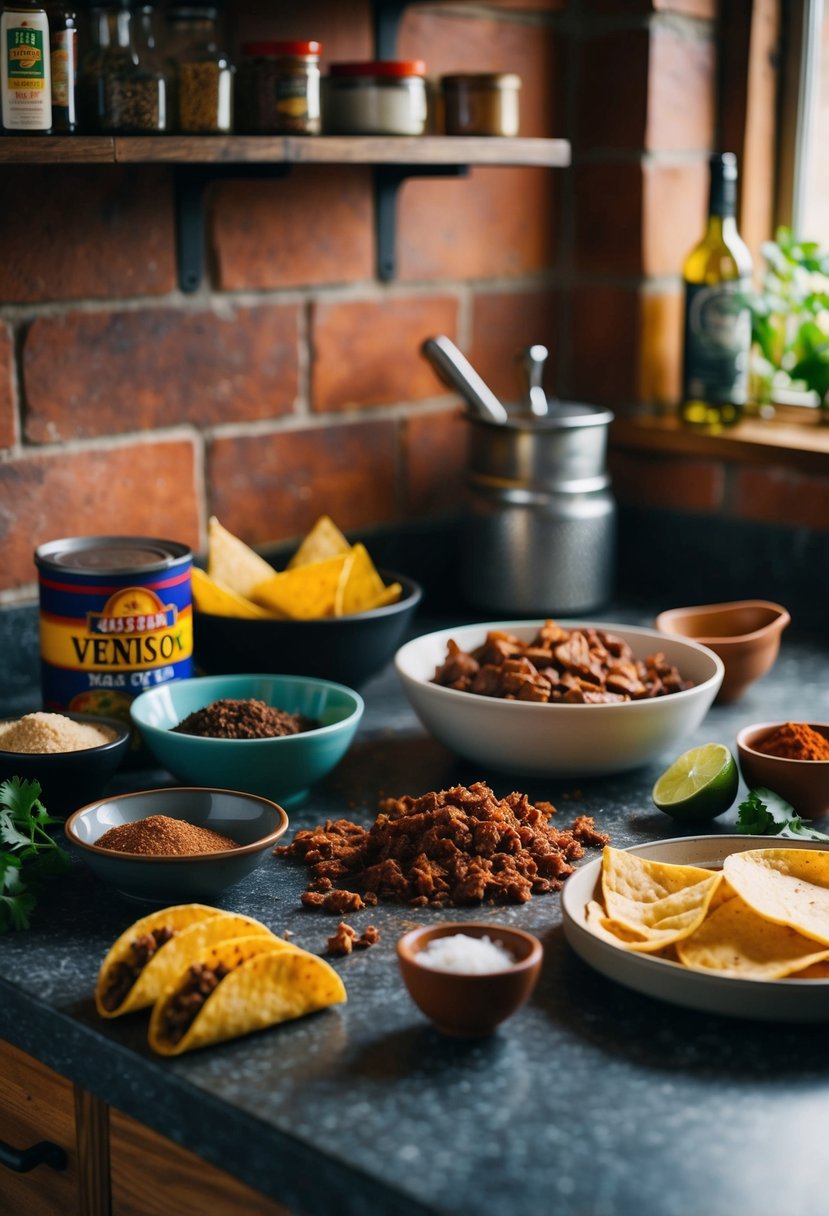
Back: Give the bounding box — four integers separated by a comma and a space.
680, 153, 753, 429
1, 0, 52, 131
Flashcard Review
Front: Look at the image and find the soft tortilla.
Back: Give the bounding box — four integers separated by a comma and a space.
148, 936, 347, 1056
676, 894, 829, 979
95, 906, 275, 1018
722, 848, 829, 946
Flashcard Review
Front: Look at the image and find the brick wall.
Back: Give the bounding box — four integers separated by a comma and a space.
0, 0, 821, 613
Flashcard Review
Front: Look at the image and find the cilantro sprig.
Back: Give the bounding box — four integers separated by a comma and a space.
0, 777, 71, 932
736, 787, 829, 842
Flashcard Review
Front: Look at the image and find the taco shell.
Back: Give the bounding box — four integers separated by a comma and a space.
148, 936, 347, 1056
95, 906, 275, 1018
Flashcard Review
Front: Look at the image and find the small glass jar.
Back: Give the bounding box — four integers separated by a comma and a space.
323, 60, 427, 136
236, 39, 321, 134
441, 72, 521, 137
166, 5, 233, 132
94, 3, 171, 132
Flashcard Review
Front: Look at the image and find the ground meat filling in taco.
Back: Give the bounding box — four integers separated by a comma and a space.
160, 961, 233, 1045
101, 925, 175, 1012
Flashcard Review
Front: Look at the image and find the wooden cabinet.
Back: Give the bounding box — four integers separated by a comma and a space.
0, 1040, 82, 1216
0, 1040, 291, 1216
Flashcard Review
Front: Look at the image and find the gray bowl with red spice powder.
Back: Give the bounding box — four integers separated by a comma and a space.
65, 787, 289, 904
0, 711, 131, 816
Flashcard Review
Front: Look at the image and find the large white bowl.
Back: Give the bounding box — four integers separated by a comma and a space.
394, 620, 724, 778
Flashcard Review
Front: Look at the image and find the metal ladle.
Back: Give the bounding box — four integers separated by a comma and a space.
421, 336, 509, 426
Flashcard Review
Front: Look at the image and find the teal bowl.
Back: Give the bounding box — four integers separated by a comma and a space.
130, 674, 364, 805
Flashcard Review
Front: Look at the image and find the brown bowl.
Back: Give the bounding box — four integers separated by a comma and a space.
737, 722, 829, 818
655, 600, 790, 704
396, 922, 543, 1036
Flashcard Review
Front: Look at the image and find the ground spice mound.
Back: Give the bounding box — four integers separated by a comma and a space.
276, 781, 609, 910
0, 711, 117, 754
755, 721, 829, 761
172, 698, 316, 739
96, 815, 239, 856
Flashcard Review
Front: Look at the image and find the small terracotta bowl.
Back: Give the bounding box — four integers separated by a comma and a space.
396, 922, 543, 1037
655, 600, 790, 704
737, 722, 829, 818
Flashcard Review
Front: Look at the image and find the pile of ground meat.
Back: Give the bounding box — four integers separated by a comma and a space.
276, 781, 608, 912
433, 620, 694, 704
173, 697, 317, 739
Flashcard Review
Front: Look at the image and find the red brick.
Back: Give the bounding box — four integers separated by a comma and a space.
398, 168, 556, 281
469, 289, 559, 404
0, 323, 15, 449
569, 284, 641, 405
734, 467, 829, 531
0, 441, 200, 592
212, 168, 374, 291
608, 450, 724, 511
644, 159, 708, 276
227, 0, 370, 61
576, 30, 649, 151
0, 168, 175, 304
639, 289, 683, 406
312, 295, 458, 411
647, 24, 716, 151
403, 408, 467, 519
401, 10, 558, 139
573, 163, 644, 276
208, 422, 399, 548
23, 304, 300, 442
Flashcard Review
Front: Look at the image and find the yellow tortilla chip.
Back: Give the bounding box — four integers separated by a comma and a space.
600, 846, 723, 952
335, 543, 400, 616
287, 516, 351, 569
148, 936, 347, 1056
676, 894, 829, 979
191, 566, 274, 620
207, 516, 277, 599
789, 959, 829, 979
96, 904, 224, 1018
722, 848, 829, 946
251, 553, 350, 619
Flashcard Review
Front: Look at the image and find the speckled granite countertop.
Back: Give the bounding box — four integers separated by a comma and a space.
2, 609, 829, 1216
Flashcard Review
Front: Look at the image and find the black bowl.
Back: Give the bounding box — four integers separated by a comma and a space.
193, 571, 422, 688
0, 713, 132, 817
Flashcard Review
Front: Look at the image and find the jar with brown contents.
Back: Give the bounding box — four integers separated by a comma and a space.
166, 4, 233, 133
95, 0, 170, 132
236, 39, 321, 134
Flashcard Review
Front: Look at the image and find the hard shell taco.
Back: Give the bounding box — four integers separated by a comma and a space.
148, 935, 347, 1056
95, 905, 277, 1018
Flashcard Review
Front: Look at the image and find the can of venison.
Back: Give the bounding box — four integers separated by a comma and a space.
35, 536, 193, 726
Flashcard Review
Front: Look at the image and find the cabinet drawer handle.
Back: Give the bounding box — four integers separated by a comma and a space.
0, 1138, 67, 1173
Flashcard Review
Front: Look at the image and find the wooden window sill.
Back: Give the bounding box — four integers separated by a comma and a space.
611, 409, 829, 474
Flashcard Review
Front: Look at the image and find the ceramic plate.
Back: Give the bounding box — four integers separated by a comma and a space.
561, 835, 829, 1022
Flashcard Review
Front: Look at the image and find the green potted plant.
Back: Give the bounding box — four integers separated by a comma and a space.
749, 226, 829, 416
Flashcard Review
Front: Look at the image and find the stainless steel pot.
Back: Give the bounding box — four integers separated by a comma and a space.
461, 403, 616, 615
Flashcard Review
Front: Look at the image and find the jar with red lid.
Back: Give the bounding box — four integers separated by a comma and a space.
236, 39, 321, 134
323, 60, 427, 135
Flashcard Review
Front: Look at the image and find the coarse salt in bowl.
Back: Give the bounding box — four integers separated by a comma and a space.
397, 922, 543, 1036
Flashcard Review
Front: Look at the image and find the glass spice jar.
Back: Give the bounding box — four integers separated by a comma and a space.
165, 5, 233, 133
441, 72, 521, 137
236, 39, 321, 135
323, 60, 427, 135
95, 1, 170, 132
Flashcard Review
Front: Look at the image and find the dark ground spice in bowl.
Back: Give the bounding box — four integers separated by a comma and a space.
96, 814, 239, 856
172, 697, 317, 739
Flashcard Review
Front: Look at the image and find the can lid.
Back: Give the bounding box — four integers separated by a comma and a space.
329, 60, 426, 79
441, 72, 522, 90
35, 536, 191, 575
242, 40, 322, 58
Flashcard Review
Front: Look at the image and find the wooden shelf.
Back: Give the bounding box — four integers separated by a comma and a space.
0, 134, 571, 168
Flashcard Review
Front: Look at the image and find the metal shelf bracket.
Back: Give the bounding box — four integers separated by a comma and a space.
374, 164, 469, 281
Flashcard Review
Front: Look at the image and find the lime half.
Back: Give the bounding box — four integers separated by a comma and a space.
652, 743, 739, 821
